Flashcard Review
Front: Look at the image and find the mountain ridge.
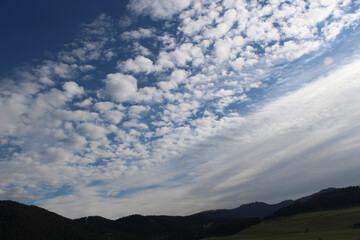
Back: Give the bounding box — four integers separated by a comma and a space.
1, 186, 359, 240
190, 187, 337, 219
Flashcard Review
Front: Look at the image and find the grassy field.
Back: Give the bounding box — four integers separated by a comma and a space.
202, 207, 360, 240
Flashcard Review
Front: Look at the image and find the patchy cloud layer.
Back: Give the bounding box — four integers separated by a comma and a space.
1, 0, 360, 218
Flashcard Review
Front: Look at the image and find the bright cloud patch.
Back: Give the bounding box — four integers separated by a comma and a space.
104, 73, 138, 102
128, 0, 192, 19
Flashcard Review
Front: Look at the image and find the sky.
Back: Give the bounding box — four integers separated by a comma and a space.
0, 0, 360, 219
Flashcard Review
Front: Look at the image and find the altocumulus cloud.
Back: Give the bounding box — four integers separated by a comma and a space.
0, 0, 360, 219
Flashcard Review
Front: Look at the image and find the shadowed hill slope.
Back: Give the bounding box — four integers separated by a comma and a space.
191, 187, 337, 219
191, 200, 293, 219
272, 186, 360, 217
0, 200, 119, 240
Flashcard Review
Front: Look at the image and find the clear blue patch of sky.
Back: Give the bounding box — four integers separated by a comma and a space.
106, 184, 163, 198
0, 138, 22, 161
14, 184, 73, 205
40, 184, 74, 199
88, 180, 106, 187
88, 157, 114, 167
0, 0, 130, 73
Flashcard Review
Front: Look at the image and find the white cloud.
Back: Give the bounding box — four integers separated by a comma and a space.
158, 69, 188, 91
213, 38, 233, 63
128, 0, 192, 19
38, 61, 77, 80
121, 56, 156, 74
78, 123, 109, 139
66, 134, 88, 151
94, 101, 116, 112
204, 22, 232, 39
157, 43, 204, 69
123, 120, 149, 130
0, 187, 36, 201
0, 92, 28, 139
323, 9, 360, 40
104, 73, 138, 102
180, 14, 213, 36
128, 105, 149, 118
162, 100, 200, 124
75, 98, 93, 108
132, 42, 151, 56
121, 28, 156, 40
246, 20, 280, 42
41, 147, 74, 164
54, 109, 98, 122
105, 110, 124, 124
78, 64, 96, 72
134, 86, 164, 103
62, 81, 84, 98
266, 40, 323, 62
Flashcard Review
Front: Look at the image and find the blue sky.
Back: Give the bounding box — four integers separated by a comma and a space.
1, 0, 360, 219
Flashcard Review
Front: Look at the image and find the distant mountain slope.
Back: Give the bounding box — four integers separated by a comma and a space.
294, 187, 337, 202
272, 186, 360, 217
191, 200, 294, 219
192, 187, 337, 219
